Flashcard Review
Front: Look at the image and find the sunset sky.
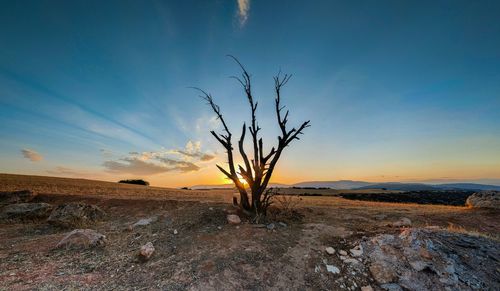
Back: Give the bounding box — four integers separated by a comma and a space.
1, 0, 499, 187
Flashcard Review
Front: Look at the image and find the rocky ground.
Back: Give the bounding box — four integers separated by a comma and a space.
0, 176, 499, 290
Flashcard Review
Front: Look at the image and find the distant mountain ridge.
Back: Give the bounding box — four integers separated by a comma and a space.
190, 180, 500, 191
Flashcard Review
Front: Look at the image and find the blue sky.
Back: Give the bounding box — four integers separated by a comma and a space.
1, 0, 499, 187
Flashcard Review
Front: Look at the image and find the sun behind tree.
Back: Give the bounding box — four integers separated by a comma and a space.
195, 55, 310, 217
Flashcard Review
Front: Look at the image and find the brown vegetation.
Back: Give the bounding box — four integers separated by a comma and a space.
0, 174, 499, 289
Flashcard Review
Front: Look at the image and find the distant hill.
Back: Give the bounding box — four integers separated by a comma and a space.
356, 183, 440, 191
292, 180, 374, 189
191, 180, 500, 191
435, 183, 500, 191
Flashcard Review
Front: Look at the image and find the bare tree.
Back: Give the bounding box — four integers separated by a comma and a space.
195, 56, 310, 216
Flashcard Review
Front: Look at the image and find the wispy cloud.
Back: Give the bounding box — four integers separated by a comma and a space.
102, 141, 214, 175
237, 0, 250, 27
21, 149, 43, 162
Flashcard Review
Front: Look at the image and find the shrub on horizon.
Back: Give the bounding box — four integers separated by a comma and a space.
118, 179, 150, 186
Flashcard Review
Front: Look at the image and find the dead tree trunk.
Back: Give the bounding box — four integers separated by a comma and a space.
195, 56, 310, 215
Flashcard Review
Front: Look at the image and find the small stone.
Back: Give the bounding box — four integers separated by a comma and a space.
361, 286, 374, 291
209, 207, 214, 211
369, 262, 396, 284
350, 245, 363, 257
139, 242, 155, 261
267, 223, 276, 230
226, 214, 241, 224
409, 260, 428, 271
339, 250, 348, 256
419, 247, 432, 259
132, 217, 157, 228
326, 247, 336, 255
326, 264, 340, 274
343, 258, 360, 264
278, 222, 288, 227
380, 283, 403, 291
173, 229, 178, 235
390, 217, 412, 227
217, 226, 222, 230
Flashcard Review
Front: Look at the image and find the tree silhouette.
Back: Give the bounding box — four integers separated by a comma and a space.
195, 56, 310, 216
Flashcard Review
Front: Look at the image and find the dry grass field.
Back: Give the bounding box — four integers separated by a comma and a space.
1, 174, 499, 290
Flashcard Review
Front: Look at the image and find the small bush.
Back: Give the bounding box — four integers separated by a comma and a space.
118, 179, 149, 186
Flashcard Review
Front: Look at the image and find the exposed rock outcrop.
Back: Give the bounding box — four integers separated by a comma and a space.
56, 229, 106, 249
48, 203, 106, 228
361, 228, 500, 290
1, 202, 53, 220
466, 191, 500, 209
0, 190, 37, 205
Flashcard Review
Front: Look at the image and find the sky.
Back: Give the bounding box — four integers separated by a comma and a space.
1, 0, 500, 187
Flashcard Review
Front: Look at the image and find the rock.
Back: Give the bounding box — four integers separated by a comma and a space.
139, 242, 155, 261
226, 214, 241, 224
369, 262, 396, 284
343, 258, 360, 264
56, 229, 106, 249
409, 260, 428, 271
361, 286, 373, 291
1, 203, 53, 220
0, 190, 37, 205
48, 203, 106, 228
267, 223, 276, 230
466, 190, 500, 209
350, 245, 363, 257
325, 247, 335, 255
390, 217, 412, 227
325, 264, 340, 274
131, 216, 157, 228
278, 222, 288, 227
339, 250, 348, 256
362, 228, 500, 290
380, 283, 403, 291
173, 229, 178, 235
